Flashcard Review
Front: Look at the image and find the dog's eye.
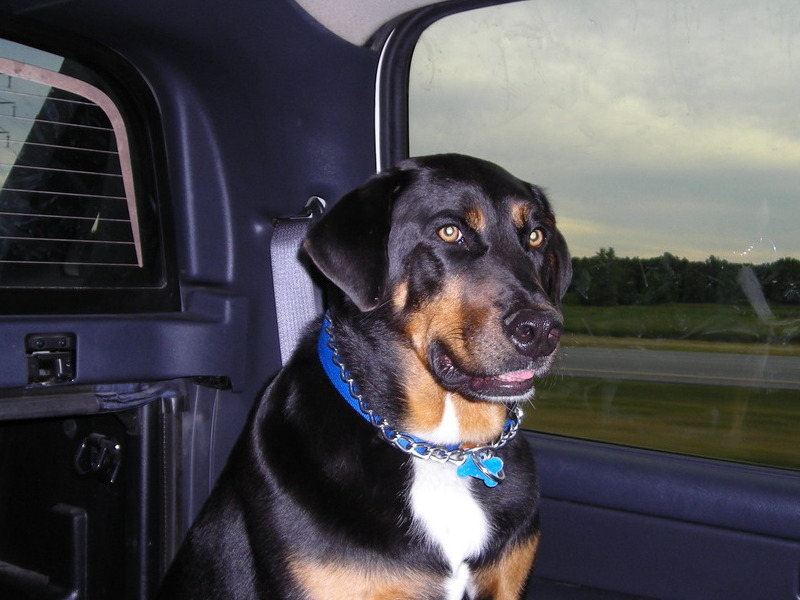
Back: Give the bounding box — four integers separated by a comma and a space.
528, 228, 546, 249
437, 225, 463, 244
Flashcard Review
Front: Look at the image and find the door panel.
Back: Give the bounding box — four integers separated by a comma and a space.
530, 433, 800, 600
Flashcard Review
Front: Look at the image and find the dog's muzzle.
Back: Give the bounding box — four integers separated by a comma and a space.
428, 309, 564, 402
431, 344, 536, 400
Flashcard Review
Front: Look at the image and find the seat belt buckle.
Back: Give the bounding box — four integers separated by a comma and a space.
290, 196, 326, 221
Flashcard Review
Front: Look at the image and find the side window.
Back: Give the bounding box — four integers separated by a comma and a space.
407, 1, 800, 469
0, 36, 176, 314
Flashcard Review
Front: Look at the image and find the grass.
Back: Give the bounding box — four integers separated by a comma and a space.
563, 333, 800, 357
562, 303, 800, 347
527, 377, 800, 470
525, 303, 800, 470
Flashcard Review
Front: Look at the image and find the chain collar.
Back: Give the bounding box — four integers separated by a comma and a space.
317, 314, 523, 486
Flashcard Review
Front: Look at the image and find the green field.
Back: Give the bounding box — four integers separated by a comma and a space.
562, 302, 800, 347
525, 304, 800, 470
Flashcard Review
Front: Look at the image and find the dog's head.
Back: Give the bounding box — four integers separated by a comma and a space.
305, 154, 571, 441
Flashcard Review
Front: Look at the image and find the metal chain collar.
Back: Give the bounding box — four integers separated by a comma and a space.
323, 319, 523, 467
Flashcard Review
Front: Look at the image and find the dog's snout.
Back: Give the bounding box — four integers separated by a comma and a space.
505, 309, 563, 358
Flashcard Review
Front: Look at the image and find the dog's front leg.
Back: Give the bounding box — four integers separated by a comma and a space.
472, 534, 539, 600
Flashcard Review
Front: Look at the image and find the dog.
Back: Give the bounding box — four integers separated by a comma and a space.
157, 154, 572, 600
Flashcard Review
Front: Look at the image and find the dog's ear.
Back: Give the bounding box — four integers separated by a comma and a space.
303, 170, 402, 311
527, 183, 573, 302
546, 228, 573, 302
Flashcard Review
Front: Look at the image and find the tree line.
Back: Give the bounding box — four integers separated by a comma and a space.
566, 248, 800, 307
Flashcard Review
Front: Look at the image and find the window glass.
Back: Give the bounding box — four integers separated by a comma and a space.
409, 0, 800, 468
0, 38, 176, 313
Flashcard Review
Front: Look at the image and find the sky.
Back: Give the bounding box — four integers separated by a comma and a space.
0, 40, 64, 189
409, 0, 800, 263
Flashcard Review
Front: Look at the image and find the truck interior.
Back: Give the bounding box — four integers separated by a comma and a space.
1, 1, 798, 599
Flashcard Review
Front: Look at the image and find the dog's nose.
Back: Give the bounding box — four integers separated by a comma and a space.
505, 309, 563, 358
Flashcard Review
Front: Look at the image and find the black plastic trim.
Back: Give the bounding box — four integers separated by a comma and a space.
0, 289, 248, 390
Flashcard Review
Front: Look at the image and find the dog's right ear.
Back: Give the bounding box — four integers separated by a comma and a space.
303, 170, 403, 312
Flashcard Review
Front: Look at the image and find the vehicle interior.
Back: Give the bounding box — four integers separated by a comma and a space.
1, 0, 798, 599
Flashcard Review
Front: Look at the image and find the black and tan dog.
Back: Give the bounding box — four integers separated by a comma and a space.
158, 154, 571, 600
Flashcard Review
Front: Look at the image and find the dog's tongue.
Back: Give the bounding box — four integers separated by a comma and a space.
468, 368, 535, 395
496, 369, 535, 383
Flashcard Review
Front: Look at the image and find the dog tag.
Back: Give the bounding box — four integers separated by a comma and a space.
457, 453, 505, 487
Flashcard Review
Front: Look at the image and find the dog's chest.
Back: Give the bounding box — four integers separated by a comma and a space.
409, 458, 489, 600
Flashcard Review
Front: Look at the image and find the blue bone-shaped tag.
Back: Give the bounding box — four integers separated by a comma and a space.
457, 453, 505, 487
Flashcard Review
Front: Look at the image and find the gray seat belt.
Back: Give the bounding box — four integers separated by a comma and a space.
270, 196, 326, 365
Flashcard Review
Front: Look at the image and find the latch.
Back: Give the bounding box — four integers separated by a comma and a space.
26, 333, 76, 385
73, 433, 122, 485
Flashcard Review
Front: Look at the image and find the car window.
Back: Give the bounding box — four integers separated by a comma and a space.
0, 38, 176, 314
408, 0, 800, 469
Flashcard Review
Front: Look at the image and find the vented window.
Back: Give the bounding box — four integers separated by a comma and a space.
0, 37, 176, 313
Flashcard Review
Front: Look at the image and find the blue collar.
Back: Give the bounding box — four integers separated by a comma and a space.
317, 314, 519, 487
317, 315, 459, 446
317, 316, 377, 426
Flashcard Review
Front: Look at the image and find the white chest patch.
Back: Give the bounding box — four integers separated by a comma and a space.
408, 396, 490, 600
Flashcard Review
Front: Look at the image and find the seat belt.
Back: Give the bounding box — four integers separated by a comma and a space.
270, 196, 326, 365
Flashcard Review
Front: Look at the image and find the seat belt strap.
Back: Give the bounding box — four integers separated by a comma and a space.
270, 196, 326, 365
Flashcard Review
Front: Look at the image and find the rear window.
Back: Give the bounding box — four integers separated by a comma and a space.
0, 35, 177, 313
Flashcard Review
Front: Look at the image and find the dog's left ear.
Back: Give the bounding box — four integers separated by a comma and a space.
528, 183, 573, 302
303, 170, 403, 311
547, 228, 573, 302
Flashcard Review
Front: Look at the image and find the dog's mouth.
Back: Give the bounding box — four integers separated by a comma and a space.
430, 343, 540, 402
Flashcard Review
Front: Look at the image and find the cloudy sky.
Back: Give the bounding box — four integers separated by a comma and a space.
0, 41, 65, 187
409, 0, 799, 263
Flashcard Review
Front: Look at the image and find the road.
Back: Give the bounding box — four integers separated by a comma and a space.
554, 347, 800, 390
